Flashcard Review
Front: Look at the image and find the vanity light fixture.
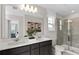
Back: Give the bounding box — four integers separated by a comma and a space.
20, 4, 38, 13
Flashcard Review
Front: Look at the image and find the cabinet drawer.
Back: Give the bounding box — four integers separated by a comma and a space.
8, 45, 30, 54
31, 43, 39, 49
40, 40, 52, 47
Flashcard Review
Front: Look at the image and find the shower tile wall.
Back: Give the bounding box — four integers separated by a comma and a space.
63, 19, 68, 45
56, 17, 64, 45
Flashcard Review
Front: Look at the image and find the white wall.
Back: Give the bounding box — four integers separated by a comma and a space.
68, 13, 79, 19
44, 9, 57, 45
1, 5, 6, 39
0, 5, 1, 39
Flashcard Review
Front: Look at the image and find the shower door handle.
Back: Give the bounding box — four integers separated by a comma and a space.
68, 35, 70, 41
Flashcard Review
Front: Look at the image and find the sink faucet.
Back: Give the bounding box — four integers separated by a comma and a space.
14, 38, 19, 42
14, 32, 19, 42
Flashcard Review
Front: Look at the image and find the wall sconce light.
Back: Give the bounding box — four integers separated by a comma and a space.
59, 20, 62, 30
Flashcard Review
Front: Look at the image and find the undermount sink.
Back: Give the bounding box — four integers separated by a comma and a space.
7, 40, 25, 45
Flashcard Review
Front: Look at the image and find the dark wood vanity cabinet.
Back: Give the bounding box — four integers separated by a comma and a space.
0, 40, 54, 55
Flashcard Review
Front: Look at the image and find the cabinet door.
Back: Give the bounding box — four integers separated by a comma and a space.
48, 45, 52, 55
39, 40, 52, 55
30, 43, 39, 55
52, 46, 55, 55
0, 50, 9, 55
31, 48, 39, 55
40, 46, 49, 55
9, 45, 30, 55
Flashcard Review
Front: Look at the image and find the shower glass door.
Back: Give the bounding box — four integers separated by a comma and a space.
63, 18, 79, 49
71, 18, 79, 48
63, 19, 72, 48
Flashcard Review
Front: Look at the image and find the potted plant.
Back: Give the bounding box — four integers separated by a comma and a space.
26, 28, 37, 39
24, 27, 41, 39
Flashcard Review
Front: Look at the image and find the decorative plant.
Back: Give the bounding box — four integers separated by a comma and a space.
24, 24, 41, 39
25, 28, 37, 39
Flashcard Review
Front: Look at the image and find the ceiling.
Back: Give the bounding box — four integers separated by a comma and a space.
7, 4, 79, 17
39, 4, 79, 17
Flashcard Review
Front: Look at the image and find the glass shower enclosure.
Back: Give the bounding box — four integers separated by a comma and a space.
63, 18, 79, 50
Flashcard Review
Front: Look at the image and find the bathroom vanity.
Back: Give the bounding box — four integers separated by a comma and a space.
0, 39, 54, 55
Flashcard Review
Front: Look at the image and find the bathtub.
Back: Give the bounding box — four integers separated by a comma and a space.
55, 45, 79, 55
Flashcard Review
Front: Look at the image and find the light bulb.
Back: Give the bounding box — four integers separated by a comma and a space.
20, 4, 38, 13
33, 7, 37, 13
72, 10, 75, 13
29, 6, 33, 12
20, 5, 24, 10
35, 7, 37, 12
25, 4, 29, 11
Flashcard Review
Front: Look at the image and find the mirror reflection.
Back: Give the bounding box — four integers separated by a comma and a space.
8, 20, 19, 38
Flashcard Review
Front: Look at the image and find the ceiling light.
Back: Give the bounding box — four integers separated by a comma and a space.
72, 10, 75, 13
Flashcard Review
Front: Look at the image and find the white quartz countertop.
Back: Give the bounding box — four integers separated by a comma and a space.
0, 38, 52, 51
